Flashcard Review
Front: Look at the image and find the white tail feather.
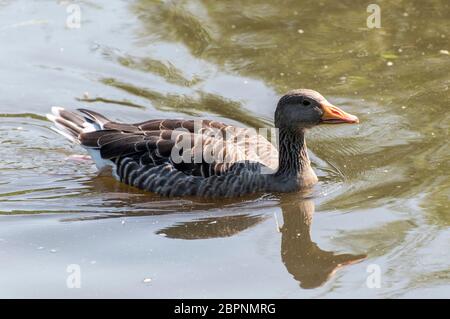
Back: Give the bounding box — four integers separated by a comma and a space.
50, 126, 78, 143
47, 107, 116, 174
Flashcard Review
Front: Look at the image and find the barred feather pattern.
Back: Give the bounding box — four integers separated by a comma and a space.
115, 156, 269, 197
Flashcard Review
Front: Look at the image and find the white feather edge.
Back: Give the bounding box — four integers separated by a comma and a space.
47, 106, 117, 177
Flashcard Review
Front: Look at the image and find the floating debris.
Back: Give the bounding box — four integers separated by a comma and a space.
143, 278, 152, 283
297, 29, 304, 34
50, 249, 57, 253
439, 50, 449, 55
381, 52, 398, 59
387, 61, 394, 66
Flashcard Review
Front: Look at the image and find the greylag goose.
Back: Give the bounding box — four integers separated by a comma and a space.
47, 89, 358, 198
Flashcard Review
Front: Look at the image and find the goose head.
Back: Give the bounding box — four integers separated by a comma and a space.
274, 89, 359, 130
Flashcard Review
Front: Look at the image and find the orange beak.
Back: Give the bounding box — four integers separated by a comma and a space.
320, 102, 359, 124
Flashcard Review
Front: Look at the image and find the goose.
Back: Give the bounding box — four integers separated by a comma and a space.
47, 89, 358, 198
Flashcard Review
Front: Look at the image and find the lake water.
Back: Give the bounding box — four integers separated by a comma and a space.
0, 0, 449, 298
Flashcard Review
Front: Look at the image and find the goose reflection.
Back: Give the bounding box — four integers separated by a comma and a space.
156, 194, 366, 289
155, 214, 266, 239
279, 195, 366, 289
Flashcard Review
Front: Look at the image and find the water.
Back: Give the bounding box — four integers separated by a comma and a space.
0, 0, 449, 298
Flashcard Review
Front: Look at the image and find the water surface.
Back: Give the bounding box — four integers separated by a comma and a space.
0, 0, 449, 298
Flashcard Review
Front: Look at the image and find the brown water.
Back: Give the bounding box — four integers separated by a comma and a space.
0, 0, 449, 298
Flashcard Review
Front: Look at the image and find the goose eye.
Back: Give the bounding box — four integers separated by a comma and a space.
302, 100, 311, 106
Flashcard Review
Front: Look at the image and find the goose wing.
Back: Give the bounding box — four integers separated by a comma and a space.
78, 110, 278, 176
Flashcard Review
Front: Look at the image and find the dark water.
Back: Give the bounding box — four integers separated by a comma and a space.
0, 0, 449, 298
